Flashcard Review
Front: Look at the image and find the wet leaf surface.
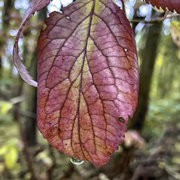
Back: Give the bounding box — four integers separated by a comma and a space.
37, 0, 138, 166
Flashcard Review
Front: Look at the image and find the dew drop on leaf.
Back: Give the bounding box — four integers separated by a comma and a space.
66, 16, 70, 19
69, 157, 84, 165
119, 117, 125, 123
124, 48, 128, 52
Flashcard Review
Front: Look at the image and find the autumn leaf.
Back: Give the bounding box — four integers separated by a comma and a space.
37, 0, 139, 166
145, 0, 180, 14
13, 0, 52, 87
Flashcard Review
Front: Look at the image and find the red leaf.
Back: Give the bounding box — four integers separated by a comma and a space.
13, 0, 52, 87
145, 0, 180, 13
37, 0, 139, 166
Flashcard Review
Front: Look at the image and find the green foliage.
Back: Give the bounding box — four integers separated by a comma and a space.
0, 123, 20, 175
0, 101, 12, 115
142, 30, 180, 140
0, 101, 13, 122
0, 142, 19, 170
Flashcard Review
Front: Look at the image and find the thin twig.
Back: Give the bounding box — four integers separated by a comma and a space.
58, 164, 75, 180
130, 19, 163, 24
121, 0, 126, 16
130, 13, 180, 24
167, 14, 180, 18
10, 97, 37, 119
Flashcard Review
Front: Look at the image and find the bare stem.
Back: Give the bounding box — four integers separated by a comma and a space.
121, 0, 126, 16
17, 115, 38, 180
130, 13, 180, 24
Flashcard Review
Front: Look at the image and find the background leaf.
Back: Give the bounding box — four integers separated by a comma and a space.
13, 0, 52, 87
4, 146, 18, 170
37, 0, 138, 166
145, 0, 180, 13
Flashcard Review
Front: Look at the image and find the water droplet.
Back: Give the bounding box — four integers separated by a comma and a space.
124, 48, 128, 52
119, 117, 125, 123
66, 16, 70, 20
69, 157, 84, 165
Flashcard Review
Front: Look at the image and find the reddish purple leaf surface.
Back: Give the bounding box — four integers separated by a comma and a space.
37, 0, 139, 166
13, 0, 52, 87
145, 0, 180, 13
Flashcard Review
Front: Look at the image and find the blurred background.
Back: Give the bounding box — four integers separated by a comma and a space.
0, 0, 180, 179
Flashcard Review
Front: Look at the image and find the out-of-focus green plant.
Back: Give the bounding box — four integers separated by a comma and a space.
0, 138, 20, 171
143, 95, 180, 139
0, 101, 13, 122
0, 101, 13, 115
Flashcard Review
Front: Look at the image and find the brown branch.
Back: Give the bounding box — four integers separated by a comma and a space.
167, 14, 180, 18
130, 13, 180, 24
121, 0, 126, 16
46, 145, 57, 180
58, 164, 75, 180
17, 113, 38, 180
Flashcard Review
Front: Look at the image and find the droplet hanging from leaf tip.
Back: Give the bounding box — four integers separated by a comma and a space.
69, 157, 84, 165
